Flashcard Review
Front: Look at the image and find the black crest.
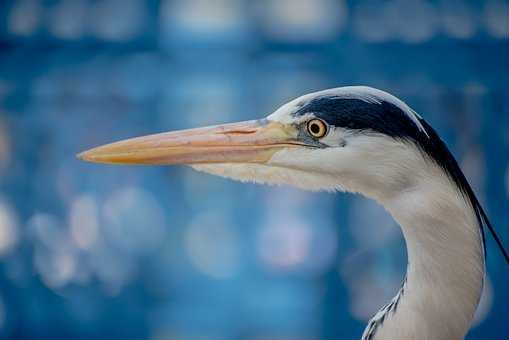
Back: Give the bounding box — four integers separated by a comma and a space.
295, 93, 508, 263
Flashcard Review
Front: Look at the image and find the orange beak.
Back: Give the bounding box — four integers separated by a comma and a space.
77, 119, 301, 165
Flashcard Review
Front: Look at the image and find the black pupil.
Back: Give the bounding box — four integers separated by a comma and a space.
310, 122, 321, 135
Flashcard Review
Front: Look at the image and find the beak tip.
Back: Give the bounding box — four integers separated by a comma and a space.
77, 150, 95, 163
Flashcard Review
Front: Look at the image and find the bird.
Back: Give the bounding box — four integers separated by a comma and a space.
78, 86, 508, 340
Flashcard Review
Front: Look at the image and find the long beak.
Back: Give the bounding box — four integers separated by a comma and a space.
77, 119, 301, 165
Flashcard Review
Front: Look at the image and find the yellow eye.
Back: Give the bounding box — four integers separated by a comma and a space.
307, 119, 328, 138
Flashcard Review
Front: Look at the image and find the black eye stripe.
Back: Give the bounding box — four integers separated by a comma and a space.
295, 97, 423, 140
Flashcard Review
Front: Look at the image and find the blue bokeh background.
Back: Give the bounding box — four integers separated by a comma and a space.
0, 0, 508, 339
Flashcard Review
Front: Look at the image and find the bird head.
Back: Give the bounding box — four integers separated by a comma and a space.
78, 86, 438, 200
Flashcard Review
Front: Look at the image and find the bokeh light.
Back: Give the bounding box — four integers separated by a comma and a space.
0, 198, 18, 257
185, 212, 240, 279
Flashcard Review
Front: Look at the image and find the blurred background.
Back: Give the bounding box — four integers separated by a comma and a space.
0, 0, 508, 339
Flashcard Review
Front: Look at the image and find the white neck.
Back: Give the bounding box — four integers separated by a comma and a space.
191, 138, 486, 340
362, 175, 485, 340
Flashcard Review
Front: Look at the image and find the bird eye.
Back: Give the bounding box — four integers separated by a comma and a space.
307, 119, 328, 138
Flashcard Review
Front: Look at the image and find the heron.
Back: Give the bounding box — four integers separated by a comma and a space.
78, 86, 508, 340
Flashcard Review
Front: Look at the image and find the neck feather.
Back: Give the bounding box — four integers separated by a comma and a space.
362, 169, 485, 340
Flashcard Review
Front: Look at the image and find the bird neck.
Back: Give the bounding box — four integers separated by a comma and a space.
362, 176, 485, 340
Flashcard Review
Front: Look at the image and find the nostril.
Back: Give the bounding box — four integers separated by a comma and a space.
222, 130, 257, 135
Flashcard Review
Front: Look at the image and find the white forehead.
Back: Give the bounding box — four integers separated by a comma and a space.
267, 86, 428, 136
